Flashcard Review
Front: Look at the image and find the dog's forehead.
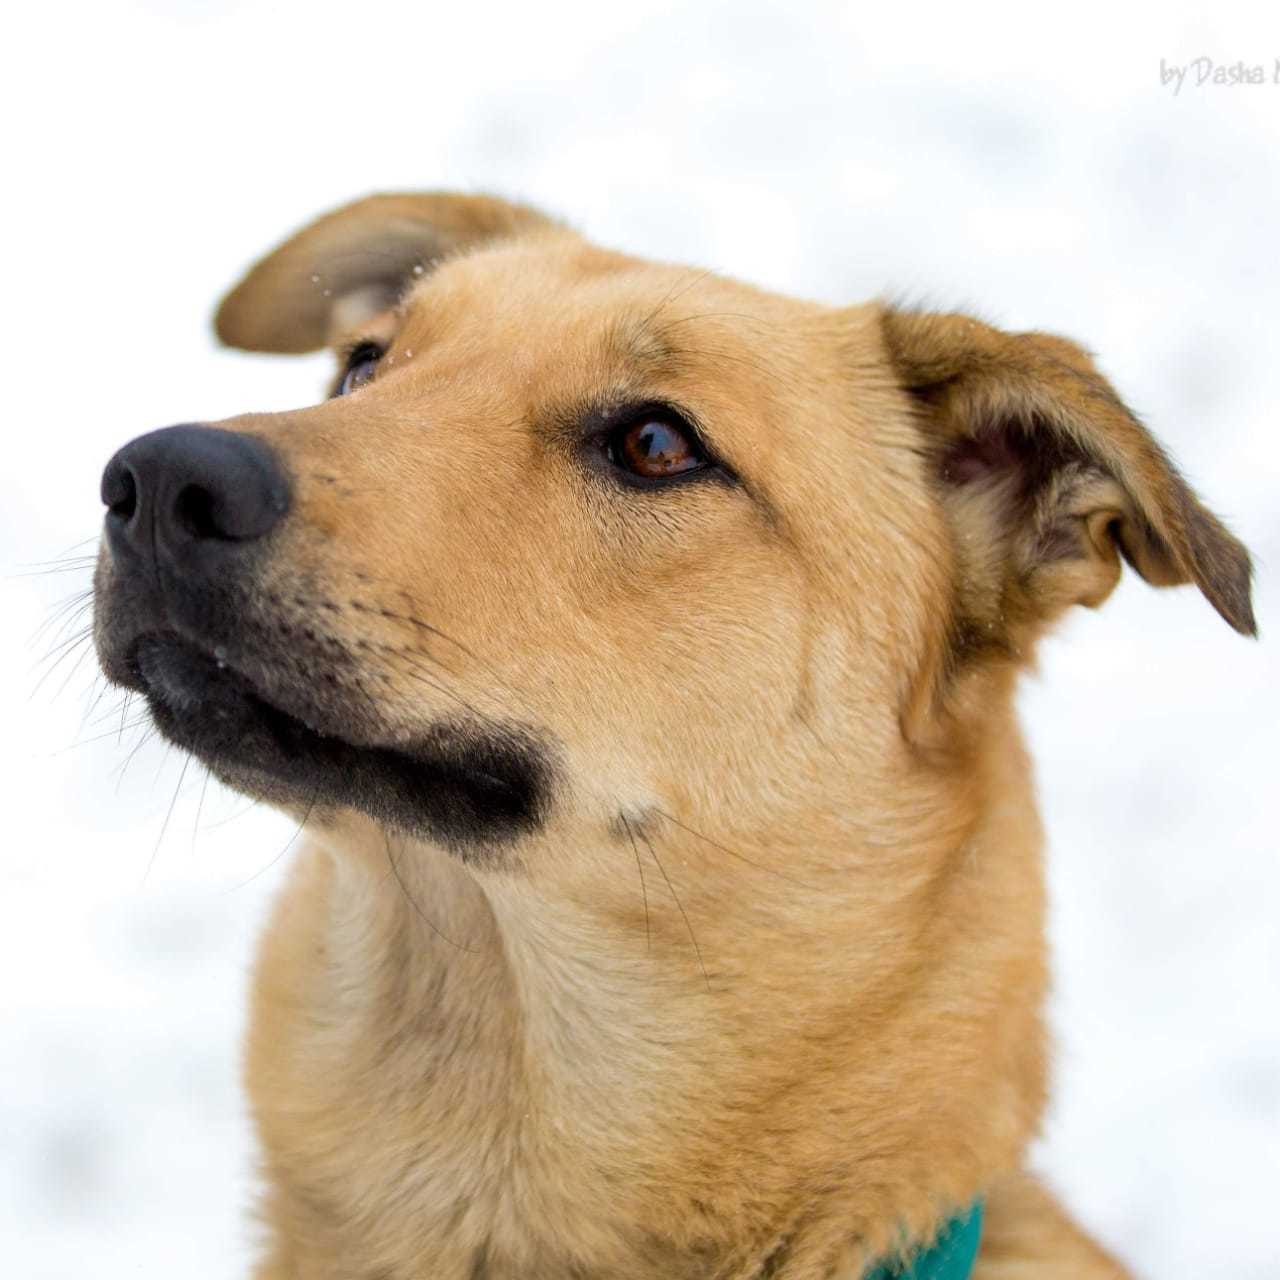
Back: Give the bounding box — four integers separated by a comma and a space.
393, 237, 819, 372
401, 235, 702, 315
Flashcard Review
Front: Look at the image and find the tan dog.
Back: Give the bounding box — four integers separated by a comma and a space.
93, 193, 1255, 1279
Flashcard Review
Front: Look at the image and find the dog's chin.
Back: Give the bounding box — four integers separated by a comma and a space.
124, 632, 551, 858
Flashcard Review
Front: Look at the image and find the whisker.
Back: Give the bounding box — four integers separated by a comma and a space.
12, 557, 98, 578
143, 753, 192, 883
152, 740, 173, 787
384, 651, 488, 721
197, 790, 266, 831
30, 627, 94, 698
223, 786, 319, 892
383, 832, 481, 954
118, 692, 136, 744
343, 663, 398, 732
83, 693, 140, 735
13, 538, 99, 573
387, 611, 484, 669
46, 535, 100, 560
31, 608, 96, 666
350, 578, 506, 678
31, 589, 94, 647
636, 824, 710, 991
392, 645, 531, 726
113, 724, 159, 789
794, 707, 843, 771
323, 573, 527, 710
52, 640, 98, 703
33, 615, 94, 664
33, 616, 94, 672
53, 716, 154, 754
77, 675, 112, 737
386, 630, 461, 679
653, 311, 766, 335
639, 267, 716, 332
653, 807, 821, 891
81, 693, 125, 730
192, 765, 213, 855
656, 340, 778, 383
619, 814, 651, 953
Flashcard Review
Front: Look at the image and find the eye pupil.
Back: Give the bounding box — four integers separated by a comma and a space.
636, 423, 673, 458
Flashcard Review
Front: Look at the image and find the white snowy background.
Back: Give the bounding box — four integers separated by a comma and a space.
2, 2, 1277, 1276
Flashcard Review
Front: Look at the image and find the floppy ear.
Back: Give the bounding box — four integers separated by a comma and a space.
880, 306, 1256, 653
214, 192, 556, 354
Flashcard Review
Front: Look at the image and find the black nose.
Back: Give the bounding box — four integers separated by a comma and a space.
101, 425, 289, 562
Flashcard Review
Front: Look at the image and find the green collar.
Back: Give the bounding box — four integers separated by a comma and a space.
863, 1202, 984, 1280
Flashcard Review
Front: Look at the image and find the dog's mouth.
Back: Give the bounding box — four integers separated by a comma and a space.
122, 629, 552, 855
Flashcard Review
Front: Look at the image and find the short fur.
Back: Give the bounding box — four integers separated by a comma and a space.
95, 192, 1255, 1279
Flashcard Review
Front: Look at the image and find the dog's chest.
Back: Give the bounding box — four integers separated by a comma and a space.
247, 869, 635, 1274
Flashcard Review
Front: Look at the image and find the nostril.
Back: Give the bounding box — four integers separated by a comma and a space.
104, 464, 138, 521
102, 425, 290, 555
173, 483, 223, 540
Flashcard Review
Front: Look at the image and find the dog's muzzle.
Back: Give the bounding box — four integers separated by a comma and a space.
93, 422, 553, 854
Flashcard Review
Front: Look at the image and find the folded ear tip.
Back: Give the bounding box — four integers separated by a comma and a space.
1181, 503, 1257, 637
1227, 554, 1258, 637
1214, 586, 1258, 638
211, 289, 247, 348
210, 191, 557, 358
212, 276, 324, 354
1207, 579, 1258, 636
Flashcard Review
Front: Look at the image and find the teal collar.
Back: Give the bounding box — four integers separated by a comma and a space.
863, 1202, 984, 1280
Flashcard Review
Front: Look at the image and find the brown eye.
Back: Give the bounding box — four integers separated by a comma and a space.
608, 416, 707, 480
336, 344, 382, 396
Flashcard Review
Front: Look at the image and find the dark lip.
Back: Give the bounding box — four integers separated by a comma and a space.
127, 629, 340, 752
121, 629, 552, 856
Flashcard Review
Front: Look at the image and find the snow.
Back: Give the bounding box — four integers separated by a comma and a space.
2, 1, 1277, 1275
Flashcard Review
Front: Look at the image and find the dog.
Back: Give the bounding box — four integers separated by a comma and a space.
93, 192, 1255, 1279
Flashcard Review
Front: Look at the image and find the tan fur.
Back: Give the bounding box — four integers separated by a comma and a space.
134, 193, 1256, 1277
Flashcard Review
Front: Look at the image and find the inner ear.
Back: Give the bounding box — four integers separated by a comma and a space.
938, 417, 1077, 495
327, 286, 404, 343
881, 305, 1255, 637
929, 421, 1122, 645
938, 416, 1115, 543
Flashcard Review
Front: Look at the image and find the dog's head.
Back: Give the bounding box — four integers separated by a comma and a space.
94, 191, 1253, 861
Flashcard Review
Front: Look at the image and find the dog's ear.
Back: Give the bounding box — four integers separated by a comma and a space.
214, 192, 556, 354
880, 306, 1256, 650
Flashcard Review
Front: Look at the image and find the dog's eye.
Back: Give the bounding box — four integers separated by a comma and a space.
604, 414, 708, 481
335, 344, 383, 396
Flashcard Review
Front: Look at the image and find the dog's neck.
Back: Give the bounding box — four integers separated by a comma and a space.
249, 741, 1045, 1278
